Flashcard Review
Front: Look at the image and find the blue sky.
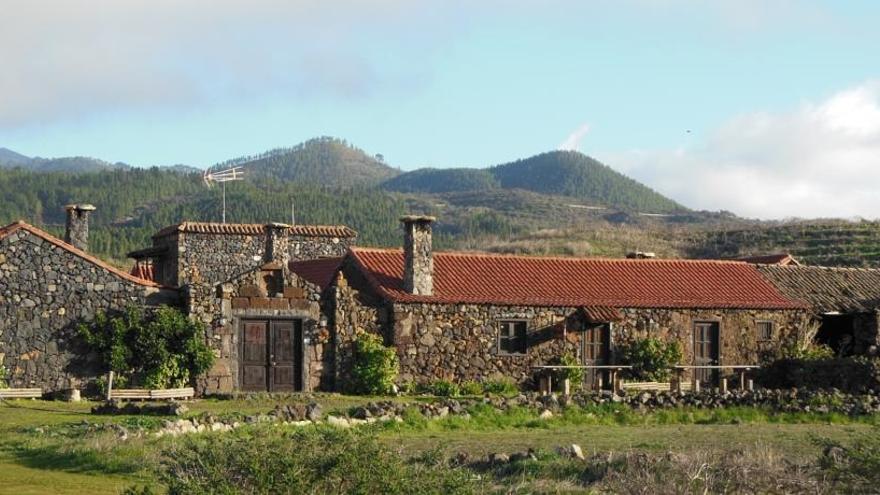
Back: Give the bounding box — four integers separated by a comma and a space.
1, 1, 879, 218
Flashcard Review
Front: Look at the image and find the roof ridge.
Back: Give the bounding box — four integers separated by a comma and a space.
351, 246, 750, 265
1, 220, 164, 288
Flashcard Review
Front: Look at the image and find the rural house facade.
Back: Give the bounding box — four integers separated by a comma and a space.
6, 205, 879, 396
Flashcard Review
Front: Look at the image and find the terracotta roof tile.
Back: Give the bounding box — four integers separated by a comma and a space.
758, 265, 880, 313
0, 221, 162, 287
130, 262, 155, 283
289, 257, 344, 290
152, 222, 357, 239
582, 306, 624, 322
349, 248, 805, 309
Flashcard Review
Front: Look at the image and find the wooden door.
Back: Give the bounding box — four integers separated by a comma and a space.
582, 324, 610, 390
240, 319, 303, 392
693, 322, 720, 387
241, 321, 269, 391
270, 320, 302, 392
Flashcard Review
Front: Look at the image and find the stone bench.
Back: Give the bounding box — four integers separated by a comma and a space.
109, 387, 195, 401
0, 388, 43, 399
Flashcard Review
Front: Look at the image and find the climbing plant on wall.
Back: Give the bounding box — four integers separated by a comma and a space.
78, 305, 214, 389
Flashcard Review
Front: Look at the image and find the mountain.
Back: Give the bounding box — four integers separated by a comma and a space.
0, 147, 31, 166
382, 168, 499, 193
232, 137, 399, 187
382, 150, 684, 214
0, 147, 128, 173
489, 151, 685, 213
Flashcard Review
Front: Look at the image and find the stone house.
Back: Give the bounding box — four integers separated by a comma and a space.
291, 216, 811, 391
756, 265, 880, 356
0, 206, 178, 392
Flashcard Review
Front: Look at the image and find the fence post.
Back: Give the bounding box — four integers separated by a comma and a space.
106, 371, 114, 402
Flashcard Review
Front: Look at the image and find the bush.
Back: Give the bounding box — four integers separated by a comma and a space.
459, 380, 483, 396
350, 332, 399, 395
553, 352, 583, 389
618, 338, 682, 381
0, 365, 6, 389
816, 427, 880, 494
756, 356, 880, 393
424, 380, 460, 397
159, 426, 478, 494
483, 378, 519, 396
77, 305, 214, 390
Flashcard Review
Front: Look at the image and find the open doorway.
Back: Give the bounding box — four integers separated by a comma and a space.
816, 314, 855, 356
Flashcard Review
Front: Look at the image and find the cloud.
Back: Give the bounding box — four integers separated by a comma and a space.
558, 123, 591, 151
599, 81, 880, 219
0, 0, 470, 128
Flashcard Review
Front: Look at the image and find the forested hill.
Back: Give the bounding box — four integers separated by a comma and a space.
0, 147, 129, 173
382, 150, 685, 214
229, 137, 400, 187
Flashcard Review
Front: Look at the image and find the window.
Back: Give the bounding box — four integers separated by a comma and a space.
757, 321, 774, 342
498, 321, 527, 355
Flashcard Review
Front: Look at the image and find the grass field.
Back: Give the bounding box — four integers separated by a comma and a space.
0, 396, 876, 494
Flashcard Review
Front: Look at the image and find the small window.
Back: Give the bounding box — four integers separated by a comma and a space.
498, 321, 527, 355
757, 321, 774, 342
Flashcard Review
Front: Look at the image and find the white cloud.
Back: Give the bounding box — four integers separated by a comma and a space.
558, 123, 591, 151
599, 81, 880, 219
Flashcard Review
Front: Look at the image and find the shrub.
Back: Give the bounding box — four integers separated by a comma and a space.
425, 380, 460, 397
159, 426, 478, 494
0, 364, 6, 389
756, 356, 880, 393
77, 305, 214, 390
816, 427, 880, 494
618, 337, 682, 381
483, 378, 519, 396
459, 380, 483, 396
553, 351, 583, 389
350, 332, 399, 395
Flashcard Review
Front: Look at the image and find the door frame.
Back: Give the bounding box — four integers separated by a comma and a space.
238, 317, 306, 393
692, 320, 721, 387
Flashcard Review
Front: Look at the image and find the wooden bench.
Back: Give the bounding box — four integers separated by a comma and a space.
109, 387, 194, 401
0, 388, 43, 399
622, 381, 672, 392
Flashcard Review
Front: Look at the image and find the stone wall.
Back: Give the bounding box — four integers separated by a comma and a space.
156, 231, 353, 288
331, 269, 809, 389
190, 262, 330, 394
0, 228, 178, 392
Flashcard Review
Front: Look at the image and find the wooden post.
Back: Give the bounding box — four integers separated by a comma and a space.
563, 378, 571, 396
747, 379, 754, 391
739, 370, 747, 390
693, 377, 700, 393
720, 378, 728, 393
596, 374, 603, 391
106, 371, 114, 401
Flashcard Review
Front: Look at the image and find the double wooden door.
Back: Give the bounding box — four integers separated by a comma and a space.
693, 322, 720, 387
582, 324, 610, 390
241, 319, 303, 392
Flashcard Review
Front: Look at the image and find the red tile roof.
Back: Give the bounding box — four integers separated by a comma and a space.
130, 262, 156, 283
0, 221, 162, 287
152, 222, 357, 239
289, 257, 344, 290
582, 306, 624, 322
347, 248, 806, 309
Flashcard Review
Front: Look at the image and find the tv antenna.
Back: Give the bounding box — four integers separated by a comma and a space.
203, 167, 245, 223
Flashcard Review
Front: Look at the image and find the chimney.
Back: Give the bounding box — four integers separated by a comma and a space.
401, 215, 435, 296
264, 222, 290, 264
64, 204, 96, 251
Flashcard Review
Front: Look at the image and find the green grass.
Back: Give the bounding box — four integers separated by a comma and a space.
0, 397, 878, 494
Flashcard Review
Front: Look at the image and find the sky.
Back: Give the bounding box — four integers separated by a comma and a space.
1, 0, 879, 219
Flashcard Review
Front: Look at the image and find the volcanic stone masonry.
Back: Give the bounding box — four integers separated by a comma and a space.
0, 224, 177, 392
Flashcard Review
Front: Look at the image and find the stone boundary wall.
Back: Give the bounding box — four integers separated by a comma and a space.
0, 229, 178, 392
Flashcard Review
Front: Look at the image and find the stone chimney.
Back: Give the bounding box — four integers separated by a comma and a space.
264, 222, 290, 264
64, 204, 96, 251
401, 215, 435, 296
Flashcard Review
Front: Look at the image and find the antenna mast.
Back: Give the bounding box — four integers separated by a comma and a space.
203, 167, 245, 224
